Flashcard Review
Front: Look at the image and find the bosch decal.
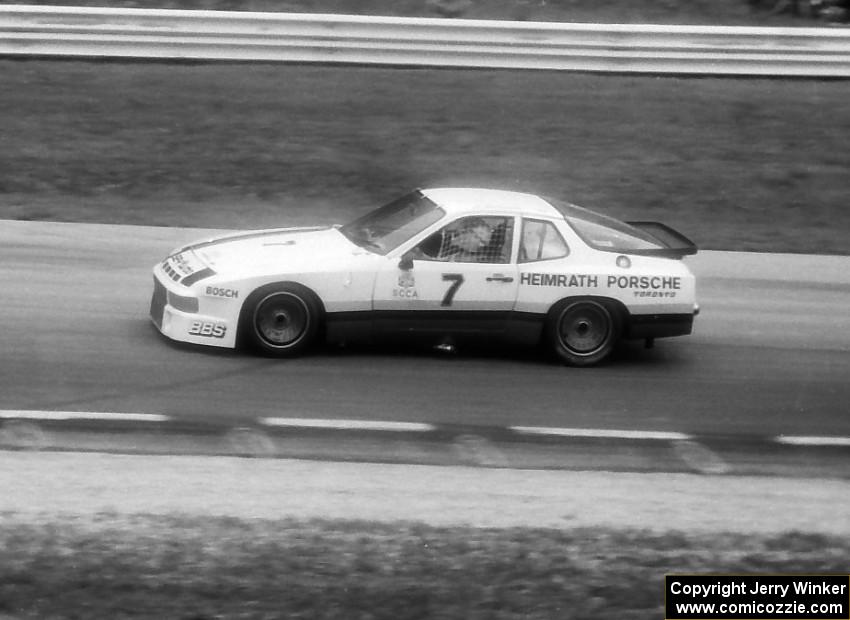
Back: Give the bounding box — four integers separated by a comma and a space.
206, 286, 239, 299
188, 321, 227, 338
521, 273, 599, 287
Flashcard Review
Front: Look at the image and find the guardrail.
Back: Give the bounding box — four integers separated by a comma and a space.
1, 5, 850, 75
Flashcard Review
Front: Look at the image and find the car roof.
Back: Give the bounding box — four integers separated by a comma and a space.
420, 188, 562, 219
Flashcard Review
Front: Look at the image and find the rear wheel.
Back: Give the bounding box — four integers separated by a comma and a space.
241, 284, 321, 357
546, 299, 619, 367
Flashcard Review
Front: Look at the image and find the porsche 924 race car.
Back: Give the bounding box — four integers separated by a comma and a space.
150, 188, 698, 366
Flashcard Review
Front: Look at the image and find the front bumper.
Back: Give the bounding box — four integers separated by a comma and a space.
150, 273, 236, 349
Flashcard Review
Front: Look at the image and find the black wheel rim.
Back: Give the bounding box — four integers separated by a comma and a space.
253, 292, 310, 348
558, 302, 611, 356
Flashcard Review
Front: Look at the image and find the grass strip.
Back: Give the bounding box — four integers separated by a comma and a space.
1, 514, 847, 619
1, 60, 848, 255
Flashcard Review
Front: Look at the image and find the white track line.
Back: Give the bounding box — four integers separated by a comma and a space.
776, 435, 850, 447
511, 426, 691, 441
0, 410, 169, 422
3, 411, 847, 448
260, 417, 435, 432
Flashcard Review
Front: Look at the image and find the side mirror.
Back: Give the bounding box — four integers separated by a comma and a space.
398, 252, 415, 271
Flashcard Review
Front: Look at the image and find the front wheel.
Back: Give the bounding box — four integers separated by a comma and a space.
241, 284, 321, 357
545, 299, 619, 367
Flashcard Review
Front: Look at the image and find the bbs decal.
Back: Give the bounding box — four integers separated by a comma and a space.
189, 321, 227, 338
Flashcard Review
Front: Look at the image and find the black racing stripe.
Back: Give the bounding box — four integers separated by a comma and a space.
629, 313, 694, 325
181, 267, 216, 287
510, 311, 546, 323
325, 310, 545, 322
626, 313, 695, 339
324, 309, 547, 345
374, 310, 511, 321
325, 311, 371, 323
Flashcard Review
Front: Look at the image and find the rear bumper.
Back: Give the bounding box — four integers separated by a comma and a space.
625, 313, 695, 340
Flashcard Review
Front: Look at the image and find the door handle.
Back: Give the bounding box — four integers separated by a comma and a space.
486, 274, 514, 282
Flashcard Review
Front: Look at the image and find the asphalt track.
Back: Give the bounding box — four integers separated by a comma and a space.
1, 220, 849, 438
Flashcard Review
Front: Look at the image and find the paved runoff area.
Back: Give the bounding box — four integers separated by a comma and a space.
1, 452, 848, 535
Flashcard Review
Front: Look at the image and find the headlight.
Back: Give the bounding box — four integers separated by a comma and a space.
167, 290, 199, 313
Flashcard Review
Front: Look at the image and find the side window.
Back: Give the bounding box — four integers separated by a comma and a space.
520, 219, 569, 263
413, 216, 514, 264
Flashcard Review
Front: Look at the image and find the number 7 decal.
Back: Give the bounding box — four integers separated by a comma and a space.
441, 273, 464, 307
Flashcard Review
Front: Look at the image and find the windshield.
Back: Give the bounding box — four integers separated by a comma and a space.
339, 191, 446, 255
549, 199, 665, 253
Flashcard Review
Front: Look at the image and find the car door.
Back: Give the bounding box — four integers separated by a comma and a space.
372, 215, 519, 338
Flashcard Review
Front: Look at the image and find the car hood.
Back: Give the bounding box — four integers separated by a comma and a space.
183, 226, 370, 275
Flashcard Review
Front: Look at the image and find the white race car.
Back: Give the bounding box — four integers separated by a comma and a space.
150, 188, 698, 366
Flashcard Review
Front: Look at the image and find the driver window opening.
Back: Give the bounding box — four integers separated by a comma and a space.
413, 216, 513, 264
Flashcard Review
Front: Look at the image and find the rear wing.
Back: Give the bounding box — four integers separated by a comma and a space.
625, 221, 698, 259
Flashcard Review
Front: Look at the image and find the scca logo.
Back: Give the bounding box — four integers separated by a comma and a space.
189, 321, 226, 338
392, 288, 419, 298
206, 286, 239, 299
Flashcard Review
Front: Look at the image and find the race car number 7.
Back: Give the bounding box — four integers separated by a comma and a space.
441, 273, 464, 307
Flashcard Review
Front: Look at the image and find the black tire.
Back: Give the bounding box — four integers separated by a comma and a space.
545, 298, 620, 367
240, 283, 321, 357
